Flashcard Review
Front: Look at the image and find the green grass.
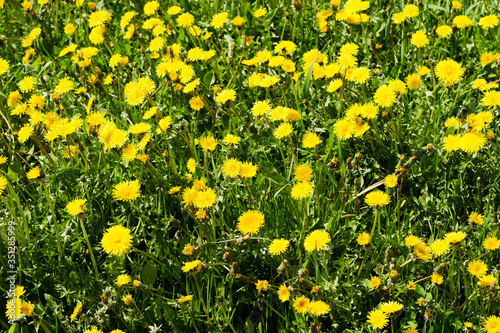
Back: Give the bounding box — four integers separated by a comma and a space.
0, 0, 500, 332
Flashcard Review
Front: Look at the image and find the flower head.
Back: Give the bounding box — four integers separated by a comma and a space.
293, 296, 310, 314
484, 315, 500, 333
112, 180, 140, 202
255, 280, 268, 293
367, 308, 388, 329
101, 225, 132, 256
365, 190, 391, 207
116, 274, 131, 286
268, 239, 290, 255
304, 230, 330, 252
308, 301, 331, 316
182, 259, 202, 273
66, 199, 86, 216
277, 285, 290, 302
291, 181, 314, 200
468, 259, 488, 278
357, 232, 370, 246
380, 301, 403, 314
237, 210, 265, 235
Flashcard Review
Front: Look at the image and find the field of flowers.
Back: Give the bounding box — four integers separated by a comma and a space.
1, 0, 500, 331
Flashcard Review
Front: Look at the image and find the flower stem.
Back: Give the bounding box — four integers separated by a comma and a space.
79, 217, 99, 278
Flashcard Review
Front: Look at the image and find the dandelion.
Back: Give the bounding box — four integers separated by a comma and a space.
215, 89, 236, 103
223, 134, 240, 145
19, 76, 36, 93
304, 230, 330, 252
373, 85, 396, 107
469, 211, 484, 225
177, 13, 195, 28
302, 132, 321, 148
293, 164, 313, 182
101, 225, 132, 256
273, 123, 293, 139
482, 91, 500, 108
277, 285, 290, 302
195, 188, 216, 209
88, 10, 111, 28
452, 15, 473, 29
55, 77, 75, 94
435, 59, 465, 87
357, 232, 370, 246
237, 210, 265, 235
0, 57, 9, 75
291, 181, 314, 200
293, 296, 310, 314
69, 302, 82, 322
467, 260, 488, 278
121, 294, 133, 305
430, 239, 450, 256
199, 135, 218, 152
393, 12, 406, 24
380, 301, 403, 314
255, 280, 268, 293
484, 316, 500, 333
479, 15, 499, 29
239, 162, 258, 178
112, 180, 140, 202
177, 295, 193, 304
367, 308, 388, 329
445, 231, 466, 243
211, 12, 229, 29
183, 244, 195, 255
411, 30, 429, 48
478, 275, 497, 288
308, 301, 331, 316
182, 259, 202, 273
66, 199, 86, 216
26, 166, 41, 179
268, 238, 290, 255
431, 273, 444, 285
116, 274, 131, 286
365, 190, 391, 207
436, 25, 452, 38
484, 237, 500, 250
370, 276, 381, 288
414, 241, 432, 261
403, 4, 419, 18
406, 73, 422, 89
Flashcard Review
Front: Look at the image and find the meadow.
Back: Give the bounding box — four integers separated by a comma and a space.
0, 0, 500, 332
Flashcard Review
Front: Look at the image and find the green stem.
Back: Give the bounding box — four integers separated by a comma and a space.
80, 217, 100, 278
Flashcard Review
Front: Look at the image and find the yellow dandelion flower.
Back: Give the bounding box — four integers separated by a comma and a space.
304, 229, 330, 252
101, 225, 132, 256
237, 210, 265, 235
112, 180, 140, 202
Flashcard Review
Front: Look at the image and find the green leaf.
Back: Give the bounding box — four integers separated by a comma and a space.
8, 324, 19, 333
427, 4, 446, 12
7, 159, 20, 183
142, 261, 158, 286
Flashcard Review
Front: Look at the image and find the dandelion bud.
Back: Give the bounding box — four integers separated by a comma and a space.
293, 0, 302, 10
486, 131, 495, 140
223, 251, 230, 259
355, 152, 361, 159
